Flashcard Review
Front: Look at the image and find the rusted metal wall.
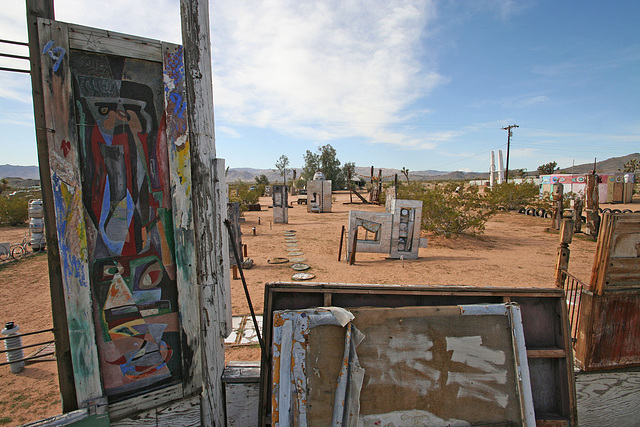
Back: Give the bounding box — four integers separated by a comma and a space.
575, 290, 640, 370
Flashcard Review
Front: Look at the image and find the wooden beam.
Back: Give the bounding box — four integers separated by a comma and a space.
180, 0, 231, 424
26, 0, 80, 413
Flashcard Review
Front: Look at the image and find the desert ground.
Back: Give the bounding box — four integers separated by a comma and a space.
0, 190, 632, 425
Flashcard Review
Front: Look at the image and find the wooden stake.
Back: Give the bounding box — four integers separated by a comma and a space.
555, 212, 574, 288
232, 265, 239, 280
349, 228, 358, 265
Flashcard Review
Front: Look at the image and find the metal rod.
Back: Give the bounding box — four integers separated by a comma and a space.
0, 52, 30, 60
224, 219, 268, 362
0, 328, 53, 341
0, 39, 29, 47
0, 339, 55, 353
0, 66, 30, 74
0, 351, 55, 367
338, 225, 345, 262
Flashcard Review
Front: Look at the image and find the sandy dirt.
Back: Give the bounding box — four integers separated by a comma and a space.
0, 191, 631, 425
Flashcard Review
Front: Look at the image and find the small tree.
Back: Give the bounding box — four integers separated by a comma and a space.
537, 161, 558, 175
255, 174, 269, 186
0, 178, 9, 195
342, 162, 356, 189
401, 167, 410, 184
275, 155, 290, 186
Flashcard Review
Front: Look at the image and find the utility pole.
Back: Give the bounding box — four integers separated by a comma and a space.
502, 124, 518, 182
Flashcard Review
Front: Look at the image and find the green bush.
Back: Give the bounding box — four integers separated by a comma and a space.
229, 182, 265, 212
484, 181, 547, 211
0, 195, 29, 226
397, 182, 493, 237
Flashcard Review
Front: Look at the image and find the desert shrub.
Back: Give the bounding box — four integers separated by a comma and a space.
0, 195, 29, 226
397, 182, 493, 237
229, 182, 265, 212
485, 181, 548, 211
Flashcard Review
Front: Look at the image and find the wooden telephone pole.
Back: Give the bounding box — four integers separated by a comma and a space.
502, 124, 518, 182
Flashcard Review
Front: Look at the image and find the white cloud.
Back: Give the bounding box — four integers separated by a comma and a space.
210, 0, 445, 150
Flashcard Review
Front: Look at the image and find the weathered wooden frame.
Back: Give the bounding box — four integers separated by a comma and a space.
259, 282, 577, 426
34, 18, 201, 418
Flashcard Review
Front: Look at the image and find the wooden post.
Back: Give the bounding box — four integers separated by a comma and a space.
232, 265, 239, 280
180, 0, 230, 424
243, 244, 248, 258
573, 198, 584, 233
27, 0, 79, 412
555, 211, 574, 288
585, 173, 600, 239
349, 228, 358, 265
552, 184, 564, 230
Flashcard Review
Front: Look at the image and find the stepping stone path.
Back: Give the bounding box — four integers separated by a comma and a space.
280, 230, 316, 279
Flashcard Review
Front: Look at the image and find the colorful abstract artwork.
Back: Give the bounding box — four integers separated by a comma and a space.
70, 51, 182, 399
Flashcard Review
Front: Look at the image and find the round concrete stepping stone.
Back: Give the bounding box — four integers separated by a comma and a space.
290, 257, 305, 262
291, 263, 310, 271
285, 247, 300, 252
285, 239, 298, 243
292, 272, 315, 280
286, 243, 298, 247
287, 251, 304, 256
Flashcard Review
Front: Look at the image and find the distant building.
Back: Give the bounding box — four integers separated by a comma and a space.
539, 173, 634, 203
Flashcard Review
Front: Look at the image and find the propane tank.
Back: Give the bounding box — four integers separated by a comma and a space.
2, 322, 24, 373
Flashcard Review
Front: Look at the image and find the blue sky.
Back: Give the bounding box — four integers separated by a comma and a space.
1, 0, 639, 173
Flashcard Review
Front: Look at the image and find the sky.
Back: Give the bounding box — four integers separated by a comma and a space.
1, 0, 639, 173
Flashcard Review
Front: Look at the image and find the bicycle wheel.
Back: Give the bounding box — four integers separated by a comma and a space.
11, 245, 24, 260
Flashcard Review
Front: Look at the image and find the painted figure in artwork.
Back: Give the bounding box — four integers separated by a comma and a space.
71, 53, 181, 398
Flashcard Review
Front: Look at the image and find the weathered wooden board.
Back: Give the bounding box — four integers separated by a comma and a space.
111, 395, 200, 426
575, 290, 640, 370
69, 39, 183, 402
223, 363, 261, 427
576, 368, 640, 427
36, 16, 215, 422
68, 23, 162, 62
304, 305, 534, 426
590, 213, 640, 294
163, 41, 202, 398
37, 17, 104, 407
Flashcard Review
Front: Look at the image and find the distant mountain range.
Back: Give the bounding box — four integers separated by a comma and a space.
3, 152, 638, 185
557, 153, 640, 174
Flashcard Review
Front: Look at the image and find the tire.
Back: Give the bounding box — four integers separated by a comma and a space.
11, 245, 24, 260
602, 208, 612, 214
612, 209, 621, 214
536, 208, 546, 217
622, 209, 632, 213
518, 208, 526, 214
